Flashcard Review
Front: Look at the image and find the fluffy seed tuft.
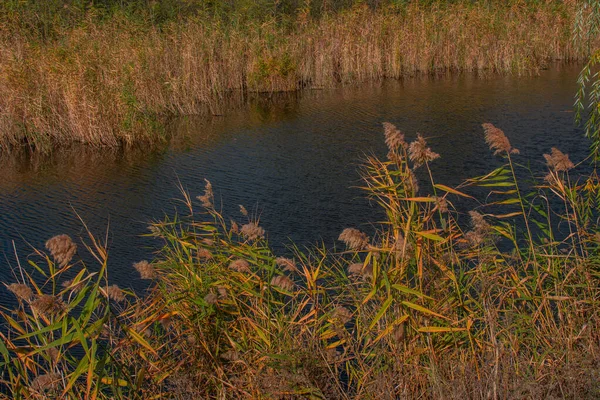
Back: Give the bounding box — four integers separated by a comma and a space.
196, 179, 214, 208
383, 122, 407, 153
240, 222, 265, 241
544, 148, 574, 172
482, 123, 519, 155
229, 259, 251, 273
45, 235, 77, 267
31, 373, 61, 392
408, 134, 440, 168
338, 228, 369, 250
106, 285, 126, 302
31, 295, 65, 316
333, 306, 353, 324
133, 260, 155, 279
271, 275, 295, 292
276, 257, 298, 273
7, 283, 33, 301
347, 263, 373, 279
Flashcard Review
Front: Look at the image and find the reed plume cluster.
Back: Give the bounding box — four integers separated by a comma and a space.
1, 124, 599, 397
0, 0, 587, 152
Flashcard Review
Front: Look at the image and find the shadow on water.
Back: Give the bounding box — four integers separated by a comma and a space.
0, 63, 590, 306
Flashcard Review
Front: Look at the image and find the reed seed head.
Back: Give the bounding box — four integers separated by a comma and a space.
271, 275, 295, 292
347, 263, 373, 279
230, 220, 239, 234
133, 260, 155, 279
31, 373, 61, 392
239, 205, 248, 216
229, 259, 251, 273
217, 285, 228, 298
196, 179, 214, 208
240, 222, 265, 241
435, 196, 449, 213
45, 234, 77, 267
204, 292, 218, 305
61, 279, 84, 293
469, 211, 491, 234
482, 123, 519, 155
198, 248, 213, 260
106, 285, 126, 302
464, 211, 492, 247
338, 228, 369, 250
276, 257, 297, 273
221, 350, 240, 361
383, 122, 406, 152
333, 306, 353, 324
544, 147, 574, 172
31, 295, 65, 316
408, 134, 440, 168
7, 283, 33, 301
408, 169, 419, 193
46, 347, 59, 363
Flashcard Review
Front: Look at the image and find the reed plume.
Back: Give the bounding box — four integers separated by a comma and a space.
435, 196, 449, 213
204, 292, 218, 305
7, 283, 33, 301
133, 260, 155, 279
271, 275, 295, 292
333, 306, 353, 324
383, 122, 407, 152
339, 228, 369, 250
464, 211, 492, 247
197, 248, 213, 260
31, 373, 62, 392
240, 222, 265, 241
276, 257, 298, 273
31, 294, 66, 316
229, 259, 251, 273
482, 123, 519, 155
106, 285, 126, 302
544, 148, 575, 172
45, 235, 77, 267
61, 279, 84, 293
347, 262, 373, 279
197, 179, 214, 209
408, 134, 440, 168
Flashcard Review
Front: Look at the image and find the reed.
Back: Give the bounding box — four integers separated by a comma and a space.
0, 0, 587, 151
4, 121, 597, 398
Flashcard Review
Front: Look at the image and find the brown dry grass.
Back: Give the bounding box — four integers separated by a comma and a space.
0, 1, 586, 151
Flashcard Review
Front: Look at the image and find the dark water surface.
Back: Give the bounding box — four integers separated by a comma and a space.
0, 65, 589, 302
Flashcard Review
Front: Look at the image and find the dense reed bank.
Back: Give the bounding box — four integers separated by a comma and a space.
0, 1, 586, 151
2, 122, 599, 398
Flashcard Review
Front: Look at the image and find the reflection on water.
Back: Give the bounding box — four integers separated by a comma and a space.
0, 64, 588, 303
